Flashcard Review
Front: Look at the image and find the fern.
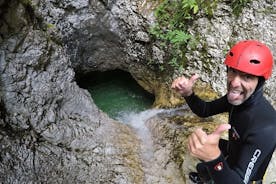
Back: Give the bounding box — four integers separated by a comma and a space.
167, 30, 191, 44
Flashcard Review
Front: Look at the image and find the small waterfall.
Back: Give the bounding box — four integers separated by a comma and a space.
116, 109, 165, 161
116, 106, 188, 183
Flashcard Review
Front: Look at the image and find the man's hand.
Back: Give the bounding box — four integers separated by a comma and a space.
171, 74, 199, 97
188, 124, 231, 162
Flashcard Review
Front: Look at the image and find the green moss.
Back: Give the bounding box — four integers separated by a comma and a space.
46, 23, 55, 29
19, 0, 32, 6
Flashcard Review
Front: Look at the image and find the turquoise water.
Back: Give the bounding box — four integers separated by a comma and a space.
77, 70, 154, 119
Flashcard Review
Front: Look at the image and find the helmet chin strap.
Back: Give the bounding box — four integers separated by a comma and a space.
253, 77, 265, 95
256, 77, 265, 90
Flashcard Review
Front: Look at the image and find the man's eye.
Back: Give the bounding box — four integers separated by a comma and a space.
242, 74, 253, 80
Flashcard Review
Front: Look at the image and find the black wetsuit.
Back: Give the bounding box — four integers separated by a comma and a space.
185, 87, 276, 184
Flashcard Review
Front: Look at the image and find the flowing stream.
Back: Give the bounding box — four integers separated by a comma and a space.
116, 107, 187, 183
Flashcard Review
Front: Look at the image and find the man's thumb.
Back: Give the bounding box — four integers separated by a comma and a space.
212, 124, 231, 136
190, 74, 199, 84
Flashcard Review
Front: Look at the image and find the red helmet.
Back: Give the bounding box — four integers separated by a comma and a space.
224, 40, 274, 80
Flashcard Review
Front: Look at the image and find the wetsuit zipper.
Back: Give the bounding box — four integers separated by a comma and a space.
227, 105, 234, 155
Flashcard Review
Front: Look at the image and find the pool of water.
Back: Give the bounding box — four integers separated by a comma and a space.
77, 70, 155, 120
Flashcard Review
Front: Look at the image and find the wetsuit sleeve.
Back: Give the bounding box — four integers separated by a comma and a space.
202, 126, 276, 184
184, 93, 229, 117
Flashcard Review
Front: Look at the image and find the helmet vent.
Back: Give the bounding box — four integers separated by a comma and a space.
250, 59, 260, 64
229, 52, 234, 56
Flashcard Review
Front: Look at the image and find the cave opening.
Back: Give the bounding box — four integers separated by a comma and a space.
76, 70, 155, 120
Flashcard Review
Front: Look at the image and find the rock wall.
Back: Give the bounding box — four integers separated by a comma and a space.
36, 0, 147, 71
0, 1, 144, 183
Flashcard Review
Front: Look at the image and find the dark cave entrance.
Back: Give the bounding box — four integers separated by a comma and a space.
76, 70, 155, 120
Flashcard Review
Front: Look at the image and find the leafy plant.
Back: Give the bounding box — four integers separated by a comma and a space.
167, 30, 191, 44
182, 0, 199, 16
149, 0, 218, 72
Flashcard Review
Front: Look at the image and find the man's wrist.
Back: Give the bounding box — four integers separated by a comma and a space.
203, 151, 221, 162
183, 91, 194, 98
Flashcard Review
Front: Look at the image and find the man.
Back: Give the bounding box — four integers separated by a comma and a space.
171, 40, 276, 184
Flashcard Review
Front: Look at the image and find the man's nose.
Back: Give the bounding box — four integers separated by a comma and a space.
230, 75, 242, 87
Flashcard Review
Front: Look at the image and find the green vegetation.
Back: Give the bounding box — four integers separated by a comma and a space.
230, 0, 252, 17
149, 0, 251, 72
19, 0, 33, 6
149, 0, 218, 72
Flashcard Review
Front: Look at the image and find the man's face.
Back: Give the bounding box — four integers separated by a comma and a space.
227, 68, 259, 106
